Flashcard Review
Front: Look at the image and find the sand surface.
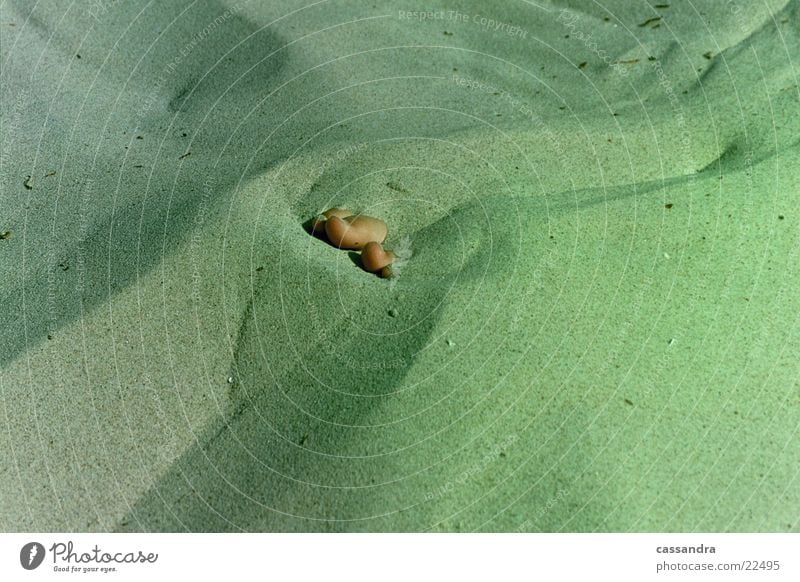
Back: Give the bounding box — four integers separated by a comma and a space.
1, 0, 798, 531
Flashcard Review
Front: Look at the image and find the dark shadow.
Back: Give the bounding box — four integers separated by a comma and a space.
347, 251, 362, 269
116, 261, 451, 531
0, 1, 290, 367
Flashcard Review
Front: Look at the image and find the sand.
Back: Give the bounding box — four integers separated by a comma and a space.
1, 0, 798, 532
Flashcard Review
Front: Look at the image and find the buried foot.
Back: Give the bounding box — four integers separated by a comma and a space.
308, 208, 407, 278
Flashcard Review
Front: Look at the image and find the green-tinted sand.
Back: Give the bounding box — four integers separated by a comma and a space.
1, 0, 798, 531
